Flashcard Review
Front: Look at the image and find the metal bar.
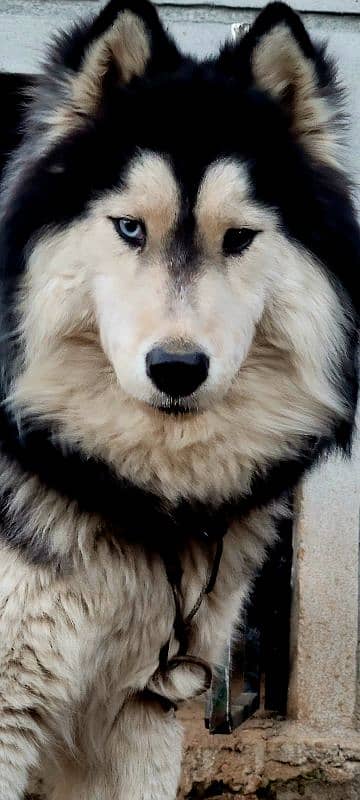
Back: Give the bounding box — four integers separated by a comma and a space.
205, 639, 233, 734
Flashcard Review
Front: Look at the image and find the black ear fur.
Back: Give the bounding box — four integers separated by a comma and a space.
243, 2, 315, 60
24, 0, 184, 139
219, 3, 318, 83
218, 2, 342, 165
51, 0, 181, 76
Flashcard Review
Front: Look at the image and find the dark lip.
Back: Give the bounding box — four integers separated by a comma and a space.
150, 400, 200, 417
158, 406, 195, 417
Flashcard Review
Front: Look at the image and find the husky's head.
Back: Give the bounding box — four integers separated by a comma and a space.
0, 0, 358, 509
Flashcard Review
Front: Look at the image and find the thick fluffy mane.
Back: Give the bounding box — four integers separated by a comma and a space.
0, 0, 358, 562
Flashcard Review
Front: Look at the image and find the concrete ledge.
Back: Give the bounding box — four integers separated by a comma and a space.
178, 712, 360, 799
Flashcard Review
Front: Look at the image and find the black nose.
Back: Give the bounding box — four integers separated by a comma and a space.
146, 348, 209, 397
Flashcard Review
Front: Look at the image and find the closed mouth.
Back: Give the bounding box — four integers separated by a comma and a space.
150, 397, 200, 416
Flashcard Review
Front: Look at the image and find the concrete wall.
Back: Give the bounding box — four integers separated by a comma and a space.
289, 436, 360, 730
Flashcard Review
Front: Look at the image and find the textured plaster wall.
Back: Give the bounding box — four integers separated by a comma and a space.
289, 435, 360, 730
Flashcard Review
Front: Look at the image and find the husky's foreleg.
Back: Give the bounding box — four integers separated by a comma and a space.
0, 659, 50, 800
49, 695, 183, 800
111, 696, 183, 800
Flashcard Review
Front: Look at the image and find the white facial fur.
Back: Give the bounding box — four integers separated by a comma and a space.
20, 155, 282, 406
13, 151, 349, 503
92, 156, 275, 408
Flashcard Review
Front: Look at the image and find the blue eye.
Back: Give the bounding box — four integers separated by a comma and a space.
112, 217, 146, 247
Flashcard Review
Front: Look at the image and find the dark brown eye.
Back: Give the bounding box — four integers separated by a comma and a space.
222, 228, 259, 256
111, 217, 146, 247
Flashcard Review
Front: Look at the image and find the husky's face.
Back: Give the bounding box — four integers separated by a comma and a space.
1, 1, 358, 503
63, 154, 276, 413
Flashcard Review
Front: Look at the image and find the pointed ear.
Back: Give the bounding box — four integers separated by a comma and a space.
31, 0, 181, 138
221, 2, 342, 166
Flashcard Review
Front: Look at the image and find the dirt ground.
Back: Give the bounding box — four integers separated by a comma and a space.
178, 703, 360, 799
